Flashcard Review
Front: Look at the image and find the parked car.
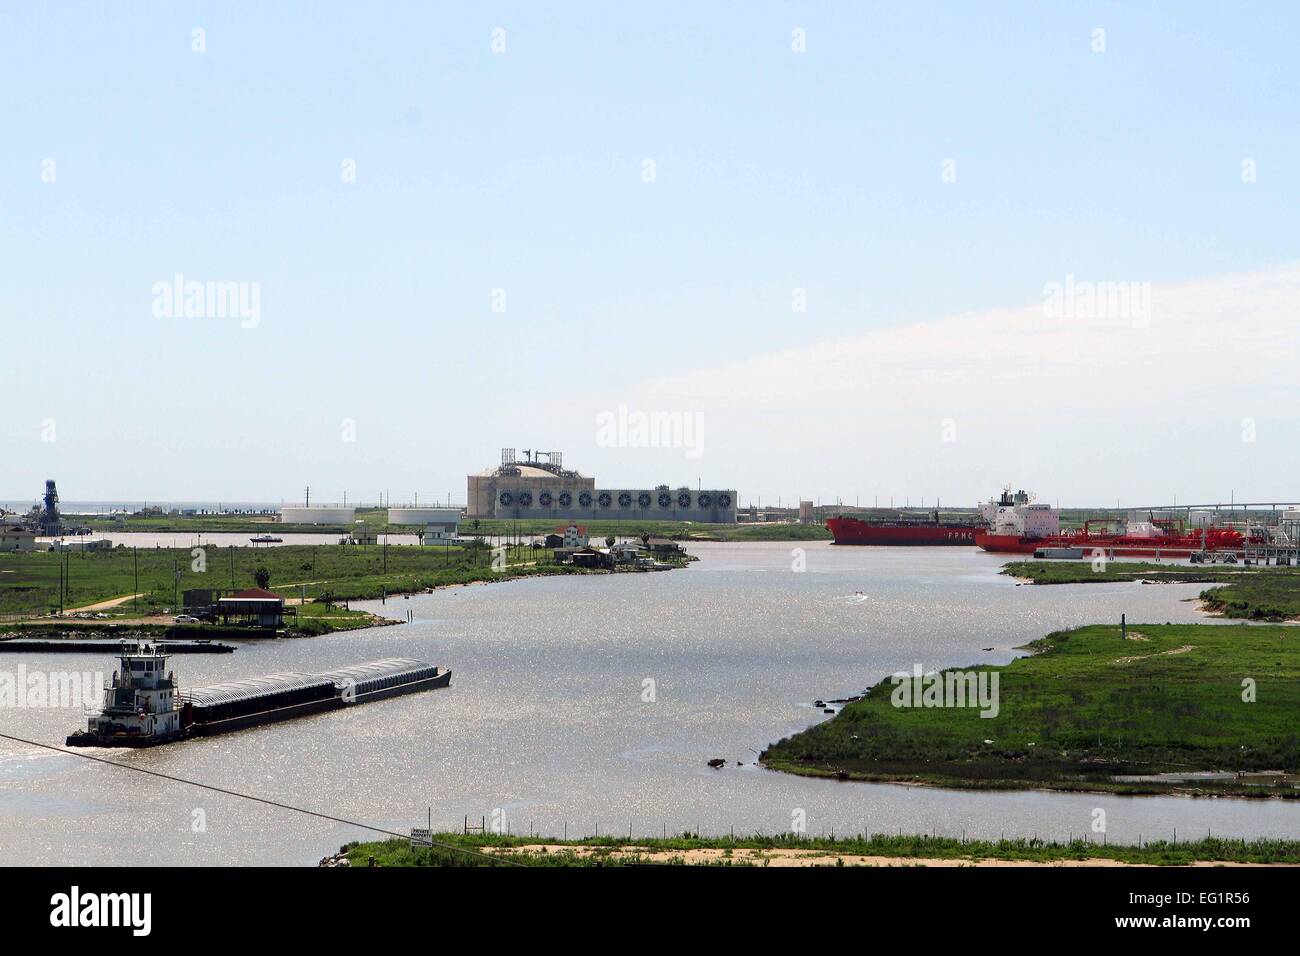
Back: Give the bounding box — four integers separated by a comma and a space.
174, 614, 200, 624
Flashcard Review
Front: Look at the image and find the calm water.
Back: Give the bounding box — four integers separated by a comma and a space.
0, 542, 1295, 865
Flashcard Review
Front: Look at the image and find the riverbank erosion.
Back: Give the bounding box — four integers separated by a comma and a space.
761, 623, 1300, 796
332, 832, 1300, 867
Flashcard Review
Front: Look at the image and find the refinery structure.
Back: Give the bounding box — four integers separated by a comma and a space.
467, 448, 737, 523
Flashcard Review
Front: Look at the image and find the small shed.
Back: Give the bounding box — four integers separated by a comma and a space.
645, 537, 683, 555
568, 547, 613, 569
216, 587, 285, 627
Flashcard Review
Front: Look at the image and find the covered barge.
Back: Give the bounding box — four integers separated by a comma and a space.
65, 645, 450, 748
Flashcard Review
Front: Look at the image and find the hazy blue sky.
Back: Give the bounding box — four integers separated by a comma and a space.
4, 2, 1298, 508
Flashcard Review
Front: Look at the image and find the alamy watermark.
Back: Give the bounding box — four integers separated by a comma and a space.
0, 667, 104, 708
890, 663, 1000, 718
1043, 274, 1151, 328
595, 404, 704, 459
50, 886, 151, 936
152, 273, 261, 328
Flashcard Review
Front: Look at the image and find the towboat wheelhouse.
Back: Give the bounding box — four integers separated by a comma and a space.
71, 643, 182, 746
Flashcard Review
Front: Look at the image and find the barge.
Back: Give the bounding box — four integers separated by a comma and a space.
65, 643, 450, 748
826, 489, 1024, 546
977, 519, 1253, 557
826, 513, 980, 546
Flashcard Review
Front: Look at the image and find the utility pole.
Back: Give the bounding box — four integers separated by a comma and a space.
133, 547, 139, 614
305, 485, 310, 507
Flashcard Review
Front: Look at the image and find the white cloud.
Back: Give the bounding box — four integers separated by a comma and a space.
565, 264, 1300, 505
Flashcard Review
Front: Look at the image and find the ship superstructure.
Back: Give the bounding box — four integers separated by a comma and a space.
73, 643, 182, 747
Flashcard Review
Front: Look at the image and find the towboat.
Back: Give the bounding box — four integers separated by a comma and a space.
67, 644, 450, 748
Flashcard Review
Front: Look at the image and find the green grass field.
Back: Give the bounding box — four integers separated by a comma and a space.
1004, 561, 1300, 621
71, 507, 832, 541
0, 540, 603, 621
453, 516, 828, 541
1002, 560, 1251, 585
339, 831, 1300, 867
762, 622, 1300, 793
1198, 575, 1300, 621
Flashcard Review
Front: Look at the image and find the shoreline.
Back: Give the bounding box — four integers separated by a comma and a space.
1000, 559, 1300, 621
757, 759, 1300, 799
1, 543, 692, 637
332, 833, 1300, 868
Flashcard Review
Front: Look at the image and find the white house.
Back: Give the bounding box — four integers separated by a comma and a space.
0, 526, 37, 552
559, 524, 589, 548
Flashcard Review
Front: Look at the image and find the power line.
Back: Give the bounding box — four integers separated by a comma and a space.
0, 731, 522, 867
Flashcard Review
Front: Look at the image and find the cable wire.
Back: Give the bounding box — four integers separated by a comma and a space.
0, 731, 524, 867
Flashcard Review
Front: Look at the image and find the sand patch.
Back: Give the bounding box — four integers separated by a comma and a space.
1114, 644, 1194, 665
483, 844, 1277, 867
62, 593, 145, 613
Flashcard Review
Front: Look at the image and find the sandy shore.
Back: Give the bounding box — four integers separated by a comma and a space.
482, 843, 1286, 867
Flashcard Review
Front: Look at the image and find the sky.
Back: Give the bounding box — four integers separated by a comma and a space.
2, 2, 1298, 509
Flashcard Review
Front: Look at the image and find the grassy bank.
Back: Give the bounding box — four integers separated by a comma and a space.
75, 509, 388, 535
1199, 575, 1300, 621
0, 540, 655, 625
761, 622, 1300, 795
337, 831, 1300, 867
455, 517, 794, 541
1003, 561, 1300, 621
73, 508, 831, 541
1002, 560, 1255, 585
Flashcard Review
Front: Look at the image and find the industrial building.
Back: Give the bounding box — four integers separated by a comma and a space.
467, 448, 737, 523
37, 480, 62, 535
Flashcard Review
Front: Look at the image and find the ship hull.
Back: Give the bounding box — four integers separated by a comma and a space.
973, 533, 1038, 554
975, 532, 1245, 558
827, 517, 979, 546
65, 729, 183, 748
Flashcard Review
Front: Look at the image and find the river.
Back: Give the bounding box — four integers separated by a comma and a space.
0, 541, 1295, 865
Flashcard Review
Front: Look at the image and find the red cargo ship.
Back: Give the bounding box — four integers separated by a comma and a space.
827, 511, 981, 546
975, 518, 1250, 557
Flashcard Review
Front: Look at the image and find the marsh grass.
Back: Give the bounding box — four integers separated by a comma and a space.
762, 623, 1300, 791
